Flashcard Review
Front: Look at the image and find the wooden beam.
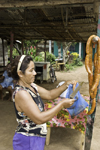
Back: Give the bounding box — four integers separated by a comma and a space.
0, 0, 94, 8
0, 22, 97, 29
27, 3, 94, 9
0, 12, 96, 23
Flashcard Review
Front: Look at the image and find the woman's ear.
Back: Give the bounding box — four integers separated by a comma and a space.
17, 70, 23, 78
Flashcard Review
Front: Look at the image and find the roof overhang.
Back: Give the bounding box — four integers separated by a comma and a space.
0, 0, 100, 42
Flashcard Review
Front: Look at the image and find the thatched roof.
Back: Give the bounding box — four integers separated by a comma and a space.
0, 0, 100, 42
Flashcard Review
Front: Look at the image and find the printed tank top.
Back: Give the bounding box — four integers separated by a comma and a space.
12, 83, 47, 137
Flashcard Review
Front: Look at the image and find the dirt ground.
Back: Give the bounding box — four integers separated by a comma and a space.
0, 64, 100, 150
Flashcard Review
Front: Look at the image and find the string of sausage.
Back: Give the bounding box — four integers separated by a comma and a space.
85, 35, 100, 115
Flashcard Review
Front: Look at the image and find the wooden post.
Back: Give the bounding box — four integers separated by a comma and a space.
36, 45, 38, 56
22, 39, 24, 54
66, 7, 68, 27
44, 40, 46, 62
46, 127, 51, 146
10, 32, 14, 63
85, 6, 100, 150
80, 133, 85, 150
2, 39, 5, 66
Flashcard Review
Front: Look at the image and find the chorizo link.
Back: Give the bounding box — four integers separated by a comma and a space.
87, 98, 96, 115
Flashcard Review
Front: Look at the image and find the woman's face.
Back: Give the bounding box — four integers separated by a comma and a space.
22, 61, 36, 84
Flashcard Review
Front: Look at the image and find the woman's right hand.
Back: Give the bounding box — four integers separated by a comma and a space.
61, 98, 75, 108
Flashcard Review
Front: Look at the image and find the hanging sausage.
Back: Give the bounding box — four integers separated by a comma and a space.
85, 35, 99, 115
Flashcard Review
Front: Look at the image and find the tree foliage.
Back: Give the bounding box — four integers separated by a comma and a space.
8, 40, 40, 59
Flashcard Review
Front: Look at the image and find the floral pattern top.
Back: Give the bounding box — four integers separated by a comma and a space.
12, 83, 47, 137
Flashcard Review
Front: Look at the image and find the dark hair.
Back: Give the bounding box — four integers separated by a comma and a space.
8, 55, 33, 80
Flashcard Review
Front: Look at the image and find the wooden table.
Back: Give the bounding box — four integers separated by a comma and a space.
44, 95, 90, 150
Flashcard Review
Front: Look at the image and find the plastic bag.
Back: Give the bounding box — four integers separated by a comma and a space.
66, 83, 89, 117
56, 81, 68, 98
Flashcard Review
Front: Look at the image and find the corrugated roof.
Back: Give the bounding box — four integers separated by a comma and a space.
0, 0, 99, 42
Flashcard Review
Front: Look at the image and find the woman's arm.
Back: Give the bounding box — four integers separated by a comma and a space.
15, 90, 75, 124
36, 80, 75, 100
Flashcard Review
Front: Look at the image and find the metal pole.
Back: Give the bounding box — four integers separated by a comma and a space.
79, 42, 82, 58
49, 40, 51, 53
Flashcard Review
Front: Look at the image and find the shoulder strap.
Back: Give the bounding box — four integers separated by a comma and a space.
31, 83, 38, 93
12, 85, 27, 102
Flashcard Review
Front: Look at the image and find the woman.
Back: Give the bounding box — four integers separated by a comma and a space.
9, 55, 75, 150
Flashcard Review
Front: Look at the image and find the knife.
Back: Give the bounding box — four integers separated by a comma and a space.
70, 82, 83, 100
